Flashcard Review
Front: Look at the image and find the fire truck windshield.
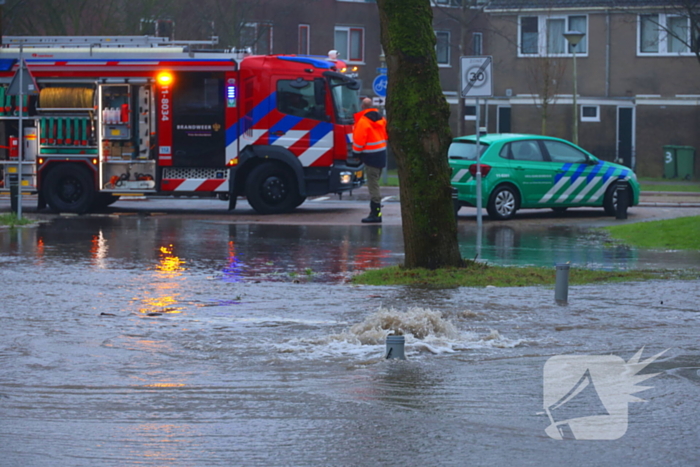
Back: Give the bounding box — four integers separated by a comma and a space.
328, 77, 360, 125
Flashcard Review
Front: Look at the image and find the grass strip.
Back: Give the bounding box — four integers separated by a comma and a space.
640, 184, 700, 193
0, 213, 34, 227
351, 264, 677, 288
603, 216, 700, 250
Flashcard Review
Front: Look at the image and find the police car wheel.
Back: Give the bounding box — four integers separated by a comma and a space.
43, 163, 95, 214
603, 182, 618, 216
487, 185, 519, 220
246, 162, 299, 214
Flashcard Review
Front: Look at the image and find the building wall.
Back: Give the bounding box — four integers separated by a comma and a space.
481, 9, 700, 178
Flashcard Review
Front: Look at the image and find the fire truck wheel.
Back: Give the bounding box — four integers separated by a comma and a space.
293, 195, 307, 208
43, 164, 95, 214
246, 162, 299, 214
92, 193, 121, 210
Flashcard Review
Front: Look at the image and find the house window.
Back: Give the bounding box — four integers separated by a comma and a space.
639, 14, 691, 55
434, 0, 462, 6
464, 105, 476, 121
436, 31, 450, 65
521, 17, 539, 54
298, 25, 310, 55
520, 15, 587, 56
241, 22, 273, 54
581, 105, 600, 122
472, 32, 483, 55
334, 26, 364, 62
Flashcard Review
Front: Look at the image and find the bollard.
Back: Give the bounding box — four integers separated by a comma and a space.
555, 263, 570, 304
9, 174, 19, 214
615, 180, 629, 220
385, 334, 406, 360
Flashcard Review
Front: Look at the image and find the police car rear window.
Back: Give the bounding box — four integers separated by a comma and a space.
448, 141, 488, 160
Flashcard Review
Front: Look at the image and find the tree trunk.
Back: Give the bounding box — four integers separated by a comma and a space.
376, 0, 463, 269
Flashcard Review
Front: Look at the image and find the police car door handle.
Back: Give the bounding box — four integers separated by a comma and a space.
515, 166, 525, 171
271, 130, 286, 136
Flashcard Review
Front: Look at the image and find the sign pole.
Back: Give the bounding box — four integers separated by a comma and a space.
17, 44, 24, 220
460, 56, 492, 259
475, 97, 482, 232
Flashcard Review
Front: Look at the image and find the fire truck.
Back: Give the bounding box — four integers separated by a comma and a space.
0, 36, 364, 214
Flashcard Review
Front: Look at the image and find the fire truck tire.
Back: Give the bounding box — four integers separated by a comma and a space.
293, 195, 307, 208
92, 193, 121, 209
43, 164, 95, 214
246, 162, 299, 214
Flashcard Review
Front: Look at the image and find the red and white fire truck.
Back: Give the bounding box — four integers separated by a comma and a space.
0, 36, 364, 214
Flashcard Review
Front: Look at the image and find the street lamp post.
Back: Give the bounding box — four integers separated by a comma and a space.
563, 30, 585, 146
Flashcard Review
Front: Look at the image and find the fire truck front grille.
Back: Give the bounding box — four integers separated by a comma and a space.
162, 168, 229, 179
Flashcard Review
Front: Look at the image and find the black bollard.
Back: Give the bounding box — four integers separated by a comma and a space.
615, 180, 629, 220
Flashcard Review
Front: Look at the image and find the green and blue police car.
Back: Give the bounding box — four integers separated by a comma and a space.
449, 134, 639, 220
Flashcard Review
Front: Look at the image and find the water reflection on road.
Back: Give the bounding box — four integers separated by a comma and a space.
2, 217, 698, 281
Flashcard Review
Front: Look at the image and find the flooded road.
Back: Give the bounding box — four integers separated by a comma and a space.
1, 217, 699, 466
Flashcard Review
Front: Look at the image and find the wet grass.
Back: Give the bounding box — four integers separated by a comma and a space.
352, 264, 673, 288
0, 213, 34, 228
603, 216, 700, 250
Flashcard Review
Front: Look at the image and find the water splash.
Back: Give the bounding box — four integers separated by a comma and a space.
275, 307, 522, 359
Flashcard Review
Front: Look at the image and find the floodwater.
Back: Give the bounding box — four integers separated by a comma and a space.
1, 217, 699, 466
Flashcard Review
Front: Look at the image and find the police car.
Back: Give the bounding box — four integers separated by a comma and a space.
449, 134, 639, 220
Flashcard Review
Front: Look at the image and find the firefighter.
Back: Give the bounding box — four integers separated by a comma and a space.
353, 98, 387, 223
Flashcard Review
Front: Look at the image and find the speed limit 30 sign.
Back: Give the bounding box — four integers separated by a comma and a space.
460, 56, 493, 98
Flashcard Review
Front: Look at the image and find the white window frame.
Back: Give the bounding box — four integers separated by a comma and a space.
435, 30, 451, 66
472, 32, 483, 55
242, 22, 273, 54
518, 14, 588, 58
637, 13, 693, 56
433, 0, 462, 6
298, 24, 310, 55
580, 105, 600, 122
334, 26, 365, 63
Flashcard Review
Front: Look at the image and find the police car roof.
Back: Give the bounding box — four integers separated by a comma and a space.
452, 133, 573, 145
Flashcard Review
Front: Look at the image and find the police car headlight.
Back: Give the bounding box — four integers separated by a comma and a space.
340, 171, 352, 184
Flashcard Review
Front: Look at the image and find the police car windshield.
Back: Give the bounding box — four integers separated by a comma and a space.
448, 141, 489, 160
330, 78, 360, 124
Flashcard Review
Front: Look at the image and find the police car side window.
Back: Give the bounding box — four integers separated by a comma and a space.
543, 141, 588, 164
499, 143, 511, 159
510, 140, 544, 162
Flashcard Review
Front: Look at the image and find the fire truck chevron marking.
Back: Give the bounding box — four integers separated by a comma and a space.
162, 179, 228, 192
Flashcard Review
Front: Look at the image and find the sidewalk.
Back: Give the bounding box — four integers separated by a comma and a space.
344, 185, 700, 207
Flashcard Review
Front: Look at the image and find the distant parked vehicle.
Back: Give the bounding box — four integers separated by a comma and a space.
449, 134, 639, 220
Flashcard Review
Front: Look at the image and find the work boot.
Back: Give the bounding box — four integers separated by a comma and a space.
362, 201, 382, 223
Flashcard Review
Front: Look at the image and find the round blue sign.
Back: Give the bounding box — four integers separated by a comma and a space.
372, 74, 388, 97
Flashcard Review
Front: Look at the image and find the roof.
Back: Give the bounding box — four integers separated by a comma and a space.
452, 133, 574, 144
485, 0, 679, 12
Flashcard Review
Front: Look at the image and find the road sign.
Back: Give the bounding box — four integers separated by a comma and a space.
7, 60, 39, 96
460, 56, 493, 98
373, 74, 387, 97
372, 97, 385, 107
376, 67, 387, 74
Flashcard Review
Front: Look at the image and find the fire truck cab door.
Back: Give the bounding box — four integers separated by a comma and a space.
172, 72, 225, 168
272, 76, 334, 167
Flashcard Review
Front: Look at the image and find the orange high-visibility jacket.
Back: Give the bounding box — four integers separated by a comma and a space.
352, 108, 387, 168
